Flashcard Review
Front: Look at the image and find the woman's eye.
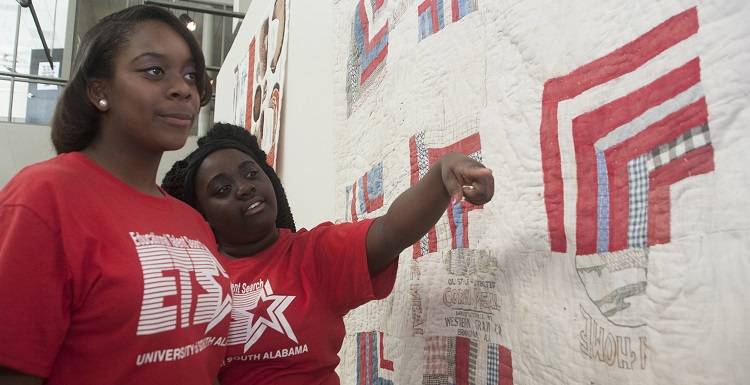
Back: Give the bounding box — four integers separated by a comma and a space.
184, 72, 197, 82
144, 67, 164, 76
216, 185, 230, 196
245, 170, 258, 179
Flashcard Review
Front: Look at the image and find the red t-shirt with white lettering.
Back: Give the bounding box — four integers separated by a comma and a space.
218, 219, 398, 385
0, 153, 232, 384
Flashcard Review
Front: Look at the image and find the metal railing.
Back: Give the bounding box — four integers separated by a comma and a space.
0, 71, 67, 86
0, 71, 67, 123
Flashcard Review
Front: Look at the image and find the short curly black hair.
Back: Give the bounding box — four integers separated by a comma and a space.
162, 122, 296, 232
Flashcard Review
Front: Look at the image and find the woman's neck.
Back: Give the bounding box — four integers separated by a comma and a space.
218, 228, 280, 259
82, 145, 163, 197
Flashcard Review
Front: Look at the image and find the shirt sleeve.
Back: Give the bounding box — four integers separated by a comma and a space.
0, 204, 71, 377
370, 253, 399, 300
309, 219, 399, 316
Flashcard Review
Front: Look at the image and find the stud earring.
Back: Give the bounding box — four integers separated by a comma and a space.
98, 99, 109, 108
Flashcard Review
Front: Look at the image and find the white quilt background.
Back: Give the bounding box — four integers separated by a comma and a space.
331, 0, 750, 384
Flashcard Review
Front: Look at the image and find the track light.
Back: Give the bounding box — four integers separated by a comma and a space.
179, 13, 196, 31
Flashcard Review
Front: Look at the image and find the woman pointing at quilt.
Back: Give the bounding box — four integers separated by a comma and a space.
162, 122, 494, 384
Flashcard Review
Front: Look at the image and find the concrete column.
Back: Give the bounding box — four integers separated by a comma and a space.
198, 13, 215, 137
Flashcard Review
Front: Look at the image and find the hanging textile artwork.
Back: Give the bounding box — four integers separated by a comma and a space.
332, 0, 750, 384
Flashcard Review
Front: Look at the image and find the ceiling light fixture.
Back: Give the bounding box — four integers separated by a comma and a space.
179, 13, 197, 31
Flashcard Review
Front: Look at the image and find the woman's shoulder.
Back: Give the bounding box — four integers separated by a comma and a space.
4, 155, 74, 189
287, 219, 376, 250
12, 153, 85, 180
276, 219, 376, 251
308, 218, 376, 233
306, 218, 375, 231
1, 153, 99, 206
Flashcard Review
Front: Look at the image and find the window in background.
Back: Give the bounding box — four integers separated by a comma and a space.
1, 0, 68, 124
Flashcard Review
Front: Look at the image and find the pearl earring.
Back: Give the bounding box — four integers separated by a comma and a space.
98, 99, 109, 108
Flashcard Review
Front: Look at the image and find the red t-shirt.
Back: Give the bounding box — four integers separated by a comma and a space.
218, 219, 398, 385
0, 153, 232, 384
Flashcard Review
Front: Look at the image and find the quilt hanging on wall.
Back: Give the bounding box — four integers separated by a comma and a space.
231, 0, 290, 169
331, 0, 750, 384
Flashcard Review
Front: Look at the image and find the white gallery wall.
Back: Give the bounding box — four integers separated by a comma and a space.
215, 0, 336, 230
0, 122, 199, 191
0, 123, 56, 187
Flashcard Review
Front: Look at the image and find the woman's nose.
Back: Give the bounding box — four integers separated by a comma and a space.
235, 181, 256, 198
168, 75, 194, 100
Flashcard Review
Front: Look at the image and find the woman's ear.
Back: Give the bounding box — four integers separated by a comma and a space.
87, 79, 109, 112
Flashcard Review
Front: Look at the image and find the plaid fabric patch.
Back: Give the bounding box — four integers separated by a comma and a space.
486, 343, 499, 385
422, 339, 513, 385
423, 374, 449, 385
627, 154, 649, 248
446, 337, 456, 378
423, 336, 449, 375
596, 151, 611, 253
649, 123, 710, 170
468, 339, 478, 384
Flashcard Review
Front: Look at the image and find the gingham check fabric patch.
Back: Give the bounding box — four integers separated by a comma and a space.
649, 124, 710, 170
628, 154, 650, 248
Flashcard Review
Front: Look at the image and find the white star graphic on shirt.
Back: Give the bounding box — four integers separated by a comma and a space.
243, 280, 296, 352
204, 267, 232, 334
